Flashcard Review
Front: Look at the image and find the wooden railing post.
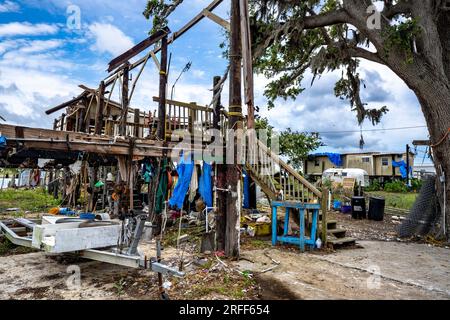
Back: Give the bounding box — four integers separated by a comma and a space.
321, 187, 329, 246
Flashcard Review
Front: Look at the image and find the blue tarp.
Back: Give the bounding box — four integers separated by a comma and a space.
199, 162, 213, 208
243, 170, 250, 209
392, 160, 413, 179
0, 136, 6, 150
169, 153, 194, 210
312, 153, 343, 167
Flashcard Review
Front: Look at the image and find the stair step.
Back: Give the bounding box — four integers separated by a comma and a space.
328, 228, 347, 239
328, 237, 356, 247
319, 228, 347, 239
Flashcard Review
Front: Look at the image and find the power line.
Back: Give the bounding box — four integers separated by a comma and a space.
310, 125, 427, 135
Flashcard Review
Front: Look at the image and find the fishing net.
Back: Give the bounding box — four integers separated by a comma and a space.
398, 176, 441, 238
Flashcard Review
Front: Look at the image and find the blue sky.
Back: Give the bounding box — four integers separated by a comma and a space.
0, 0, 432, 163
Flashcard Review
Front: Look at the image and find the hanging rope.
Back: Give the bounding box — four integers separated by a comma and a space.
431, 127, 450, 148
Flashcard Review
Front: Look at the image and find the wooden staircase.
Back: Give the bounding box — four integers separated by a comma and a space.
245, 137, 356, 248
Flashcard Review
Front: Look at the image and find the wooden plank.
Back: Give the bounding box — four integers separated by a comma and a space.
153, 97, 211, 112
45, 93, 87, 115
202, 9, 230, 30
0, 124, 167, 157
107, 27, 170, 73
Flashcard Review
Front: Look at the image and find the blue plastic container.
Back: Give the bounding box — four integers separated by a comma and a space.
341, 205, 352, 214
79, 213, 96, 220
333, 200, 342, 210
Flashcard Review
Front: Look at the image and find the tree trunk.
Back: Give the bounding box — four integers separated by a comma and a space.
415, 83, 450, 239
391, 57, 450, 239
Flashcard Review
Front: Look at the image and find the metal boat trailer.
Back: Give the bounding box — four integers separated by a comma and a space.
0, 218, 184, 296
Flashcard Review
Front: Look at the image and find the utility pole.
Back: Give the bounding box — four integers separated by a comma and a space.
225, 0, 242, 258
157, 36, 168, 141
406, 144, 411, 187
213, 76, 226, 251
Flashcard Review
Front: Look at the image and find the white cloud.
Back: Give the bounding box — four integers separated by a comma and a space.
88, 23, 134, 57
0, 0, 19, 13
18, 39, 62, 53
0, 66, 80, 127
0, 22, 58, 37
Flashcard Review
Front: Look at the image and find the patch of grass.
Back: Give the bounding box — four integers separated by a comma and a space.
367, 191, 418, 211
189, 272, 256, 299
113, 278, 126, 298
0, 238, 36, 256
0, 188, 60, 213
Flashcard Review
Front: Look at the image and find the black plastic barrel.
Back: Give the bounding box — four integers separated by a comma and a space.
351, 196, 366, 219
368, 197, 385, 221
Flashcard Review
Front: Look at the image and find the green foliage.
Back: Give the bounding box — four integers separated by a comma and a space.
365, 180, 382, 192
279, 128, 321, 170
0, 238, 36, 256
0, 188, 60, 213
410, 178, 423, 192
143, 0, 183, 33
248, 1, 408, 126
383, 180, 408, 193
383, 19, 421, 64
255, 117, 321, 170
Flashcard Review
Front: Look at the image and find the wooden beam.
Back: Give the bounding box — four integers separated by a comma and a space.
157, 36, 168, 140
0, 124, 167, 158
412, 140, 431, 146
202, 9, 230, 30
94, 81, 105, 135
225, 0, 242, 259
120, 62, 130, 136
150, 51, 161, 70
240, 0, 255, 129
153, 96, 211, 112
45, 93, 87, 115
107, 27, 170, 73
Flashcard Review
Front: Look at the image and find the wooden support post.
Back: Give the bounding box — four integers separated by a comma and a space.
225, 0, 242, 258
95, 81, 105, 135
79, 98, 87, 133
120, 62, 130, 136
157, 36, 168, 141
321, 188, 329, 246
239, 0, 255, 129
53, 119, 58, 131
213, 76, 226, 251
134, 108, 140, 137
60, 114, 66, 131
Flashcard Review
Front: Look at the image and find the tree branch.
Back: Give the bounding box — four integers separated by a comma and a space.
383, 0, 412, 18
303, 9, 350, 29
347, 47, 384, 64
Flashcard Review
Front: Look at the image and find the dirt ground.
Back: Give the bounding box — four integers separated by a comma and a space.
0, 237, 449, 300
0, 211, 449, 300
